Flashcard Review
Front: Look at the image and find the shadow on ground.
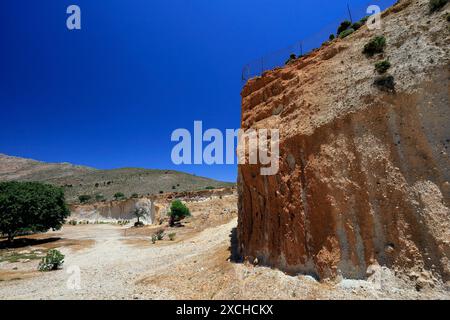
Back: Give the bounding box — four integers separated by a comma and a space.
0, 237, 61, 249
228, 227, 242, 263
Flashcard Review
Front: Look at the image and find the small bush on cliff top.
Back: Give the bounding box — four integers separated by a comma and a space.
339, 28, 355, 39
429, 0, 448, 13
285, 53, 297, 65
337, 20, 352, 34
375, 60, 391, 74
363, 36, 386, 56
351, 21, 363, 31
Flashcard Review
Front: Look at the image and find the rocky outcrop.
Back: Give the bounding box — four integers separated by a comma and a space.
70, 198, 158, 224
70, 187, 237, 223
238, 0, 450, 282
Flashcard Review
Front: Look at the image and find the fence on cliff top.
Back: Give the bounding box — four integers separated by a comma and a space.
241, 0, 397, 83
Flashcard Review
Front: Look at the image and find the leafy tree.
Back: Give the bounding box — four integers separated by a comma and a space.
134, 207, 147, 226
168, 200, 191, 227
0, 182, 70, 243
329, 34, 335, 41
114, 192, 125, 200
78, 195, 92, 203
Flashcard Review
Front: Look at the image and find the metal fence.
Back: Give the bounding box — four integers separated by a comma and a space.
241, 0, 396, 82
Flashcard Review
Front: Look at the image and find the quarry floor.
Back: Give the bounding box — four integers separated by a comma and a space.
0, 195, 449, 300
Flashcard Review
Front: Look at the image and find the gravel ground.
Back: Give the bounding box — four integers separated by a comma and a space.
0, 219, 237, 300
1, 217, 449, 300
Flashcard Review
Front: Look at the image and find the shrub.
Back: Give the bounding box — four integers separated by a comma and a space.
113, 192, 125, 200
339, 28, 355, 39
95, 183, 99, 188
429, 0, 448, 13
151, 234, 157, 244
329, 34, 335, 41
78, 195, 92, 204
375, 60, 391, 74
159, 190, 164, 194
352, 21, 363, 30
172, 185, 176, 190
285, 53, 297, 65
337, 20, 352, 34
0, 182, 70, 243
168, 200, 191, 227
131, 193, 139, 198
68, 220, 77, 226
363, 36, 386, 56
155, 229, 165, 240
95, 194, 105, 202
38, 249, 64, 272
360, 16, 369, 24
374, 75, 395, 92
205, 186, 215, 190
168, 233, 176, 241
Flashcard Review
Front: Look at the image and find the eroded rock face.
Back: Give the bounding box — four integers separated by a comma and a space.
70, 198, 158, 224
238, 0, 450, 281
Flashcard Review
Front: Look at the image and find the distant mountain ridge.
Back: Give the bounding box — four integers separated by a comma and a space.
0, 154, 234, 202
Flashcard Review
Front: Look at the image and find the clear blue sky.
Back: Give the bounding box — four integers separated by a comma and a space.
0, 0, 394, 182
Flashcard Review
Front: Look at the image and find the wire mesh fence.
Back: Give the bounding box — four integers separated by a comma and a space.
241, 0, 396, 83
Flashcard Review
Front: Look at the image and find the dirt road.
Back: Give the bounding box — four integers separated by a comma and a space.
1, 194, 449, 300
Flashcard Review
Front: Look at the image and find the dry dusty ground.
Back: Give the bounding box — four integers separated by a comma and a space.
0, 194, 449, 300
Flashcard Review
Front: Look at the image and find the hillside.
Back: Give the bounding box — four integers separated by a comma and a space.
238, 0, 450, 284
0, 154, 234, 203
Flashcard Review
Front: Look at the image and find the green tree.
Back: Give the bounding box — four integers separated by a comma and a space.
168, 200, 191, 227
114, 192, 125, 200
134, 207, 147, 225
0, 182, 70, 243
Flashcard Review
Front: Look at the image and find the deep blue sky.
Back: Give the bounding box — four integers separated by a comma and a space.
0, 0, 394, 182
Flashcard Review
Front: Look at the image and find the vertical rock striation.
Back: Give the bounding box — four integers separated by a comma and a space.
238, 0, 450, 281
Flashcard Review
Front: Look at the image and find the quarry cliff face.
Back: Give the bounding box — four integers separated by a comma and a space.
238, 0, 450, 282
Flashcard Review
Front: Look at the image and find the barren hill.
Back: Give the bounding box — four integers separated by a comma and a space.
0, 154, 234, 203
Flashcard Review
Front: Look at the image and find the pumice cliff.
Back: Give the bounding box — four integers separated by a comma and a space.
237, 0, 450, 283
